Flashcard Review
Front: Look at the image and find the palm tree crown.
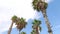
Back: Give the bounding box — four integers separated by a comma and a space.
32, 19, 41, 29
16, 17, 27, 31
32, 0, 48, 11
31, 19, 41, 34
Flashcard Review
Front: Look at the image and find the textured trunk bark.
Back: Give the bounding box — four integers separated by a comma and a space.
8, 22, 13, 34
36, 26, 39, 34
42, 10, 53, 34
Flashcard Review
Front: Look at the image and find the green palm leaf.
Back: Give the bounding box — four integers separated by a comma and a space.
11, 15, 17, 22
32, 0, 48, 11
21, 32, 26, 34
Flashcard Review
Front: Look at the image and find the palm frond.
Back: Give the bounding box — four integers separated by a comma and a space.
21, 32, 26, 34
11, 15, 17, 22
32, 0, 48, 11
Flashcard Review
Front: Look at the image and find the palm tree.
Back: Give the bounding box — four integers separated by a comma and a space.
21, 32, 26, 34
8, 15, 17, 34
16, 17, 27, 34
32, 0, 53, 34
31, 19, 41, 34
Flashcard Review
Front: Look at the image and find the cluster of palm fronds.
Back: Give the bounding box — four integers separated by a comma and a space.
32, 0, 48, 11
31, 19, 41, 34
12, 15, 27, 31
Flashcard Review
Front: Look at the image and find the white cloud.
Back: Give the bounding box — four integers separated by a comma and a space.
0, 0, 52, 34
33, 11, 42, 20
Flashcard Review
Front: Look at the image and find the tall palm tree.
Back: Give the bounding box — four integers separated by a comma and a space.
31, 19, 41, 34
21, 32, 26, 34
8, 15, 17, 34
16, 17, 27, 34
32, 0, 53, 34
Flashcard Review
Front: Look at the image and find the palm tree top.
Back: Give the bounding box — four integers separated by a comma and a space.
32, 19, 41, 31
16, 17, 27, 24
16, 17, 27, 31
32, 19, 41, 25
32, 0, 48, 11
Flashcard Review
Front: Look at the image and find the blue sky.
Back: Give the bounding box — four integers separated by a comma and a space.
0, 0, 60, 34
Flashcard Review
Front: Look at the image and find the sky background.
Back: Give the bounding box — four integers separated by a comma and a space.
0, 0, 60, 34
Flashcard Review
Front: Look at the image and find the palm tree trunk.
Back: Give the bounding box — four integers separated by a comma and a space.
8, 22, 14, 34
36, 26, 39, 34
42, 10, 53, 34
